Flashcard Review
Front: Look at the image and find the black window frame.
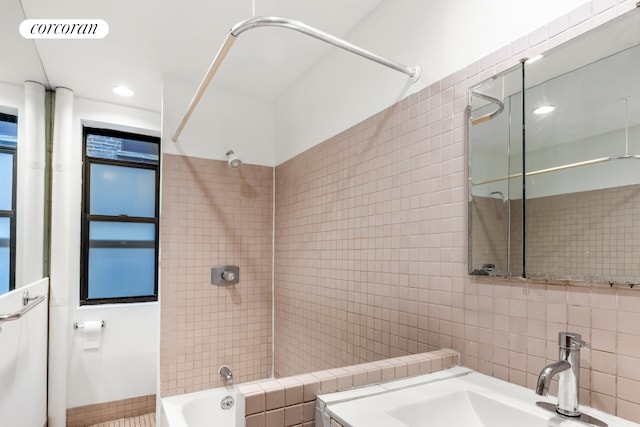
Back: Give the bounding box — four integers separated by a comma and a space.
80, 127, 160, 305
0, 112, 17, 294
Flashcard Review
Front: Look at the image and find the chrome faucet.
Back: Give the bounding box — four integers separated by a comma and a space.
219, 365, 233, 385
536, 332, 588, 417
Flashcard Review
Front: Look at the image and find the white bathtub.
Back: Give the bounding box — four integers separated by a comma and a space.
160, 384, 246, 427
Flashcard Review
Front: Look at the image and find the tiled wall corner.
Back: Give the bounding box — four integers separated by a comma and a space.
160, 154, 273, 397
240, 350, 458, 427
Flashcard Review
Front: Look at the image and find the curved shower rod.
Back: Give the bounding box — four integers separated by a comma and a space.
171, 16, 422, 142
470, 91, 505, 126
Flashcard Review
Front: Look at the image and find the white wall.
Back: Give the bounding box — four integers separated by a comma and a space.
0, 83, 21, 117
49, 95, 160, 420
68, 303, 158, 407
162, 75, 275, 164
274, 0, 590, 164
67, 98, 160, 408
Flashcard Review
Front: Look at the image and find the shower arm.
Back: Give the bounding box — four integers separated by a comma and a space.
171, 16, 422, 142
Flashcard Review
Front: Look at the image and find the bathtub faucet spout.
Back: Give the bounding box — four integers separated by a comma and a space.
219, 365, 233, 385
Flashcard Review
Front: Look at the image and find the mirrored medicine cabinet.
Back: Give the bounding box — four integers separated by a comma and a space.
468, 6, 640, 284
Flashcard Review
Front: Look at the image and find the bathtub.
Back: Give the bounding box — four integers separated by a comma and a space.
160, 384, 246, 427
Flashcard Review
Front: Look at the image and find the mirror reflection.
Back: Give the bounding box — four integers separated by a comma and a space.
468, 65, 522, 277
469, 7, 640, 284
0, 115, 17, 293
0, 0, 49, 294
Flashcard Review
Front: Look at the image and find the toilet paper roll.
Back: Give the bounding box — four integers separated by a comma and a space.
82, 321, 103, 350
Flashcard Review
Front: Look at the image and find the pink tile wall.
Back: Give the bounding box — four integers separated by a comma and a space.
466, 278, 640, 421
274, 84, 462, 377
274, 1, 640, 422
160, 154, 273, 397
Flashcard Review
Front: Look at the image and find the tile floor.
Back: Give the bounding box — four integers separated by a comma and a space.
88, 412, 155, 427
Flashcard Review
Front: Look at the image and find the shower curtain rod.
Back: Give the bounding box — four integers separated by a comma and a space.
471, 154, 640, 186
171, 16, 422, 142
470, 91, 505, 126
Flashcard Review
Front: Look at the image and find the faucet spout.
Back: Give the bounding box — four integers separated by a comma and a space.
219, 365, 233, 385
536, 360, 571, 396
535, 332, 588, 418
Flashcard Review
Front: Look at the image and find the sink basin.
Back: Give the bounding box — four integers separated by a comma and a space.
387, 390, 550, 427
315, 367, 639, 427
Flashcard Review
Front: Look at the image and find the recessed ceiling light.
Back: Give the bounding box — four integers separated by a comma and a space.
533, 105, 555, 115
113, 85, 134, 97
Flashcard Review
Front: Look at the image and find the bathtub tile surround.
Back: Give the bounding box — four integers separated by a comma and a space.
160, 154, 273, 396
272, 0, 640, 423
239, 350, 458, 426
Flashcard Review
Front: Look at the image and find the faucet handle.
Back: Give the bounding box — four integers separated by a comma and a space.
559, 332, 589, 350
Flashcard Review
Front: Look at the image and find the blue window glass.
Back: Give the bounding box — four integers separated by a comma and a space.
0, 113, 16, 296
81, 127, 159, 304
87, 222, 156, 299
0, 153, 13, 210
0, 118, 17, 148
0, 218, 9, 295
90, 164, 156, 217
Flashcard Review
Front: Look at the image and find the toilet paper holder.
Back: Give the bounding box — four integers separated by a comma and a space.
73, 320, 106, 329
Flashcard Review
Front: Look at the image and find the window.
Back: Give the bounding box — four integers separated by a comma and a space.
0, 113, 17, 296
81, 127, 160, 304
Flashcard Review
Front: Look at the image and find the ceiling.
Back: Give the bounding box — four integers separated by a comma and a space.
2, 0, 386, 112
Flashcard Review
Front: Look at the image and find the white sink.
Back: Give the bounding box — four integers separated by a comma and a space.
316, 367, 639, 427
387, 389, 550, 427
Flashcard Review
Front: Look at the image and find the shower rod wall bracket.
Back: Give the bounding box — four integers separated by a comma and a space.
172, 16, 421, 142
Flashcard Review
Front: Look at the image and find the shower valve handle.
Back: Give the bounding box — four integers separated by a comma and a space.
211, 265, 239, 285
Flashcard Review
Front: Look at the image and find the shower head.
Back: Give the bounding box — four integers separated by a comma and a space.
226, 150, 242, 169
